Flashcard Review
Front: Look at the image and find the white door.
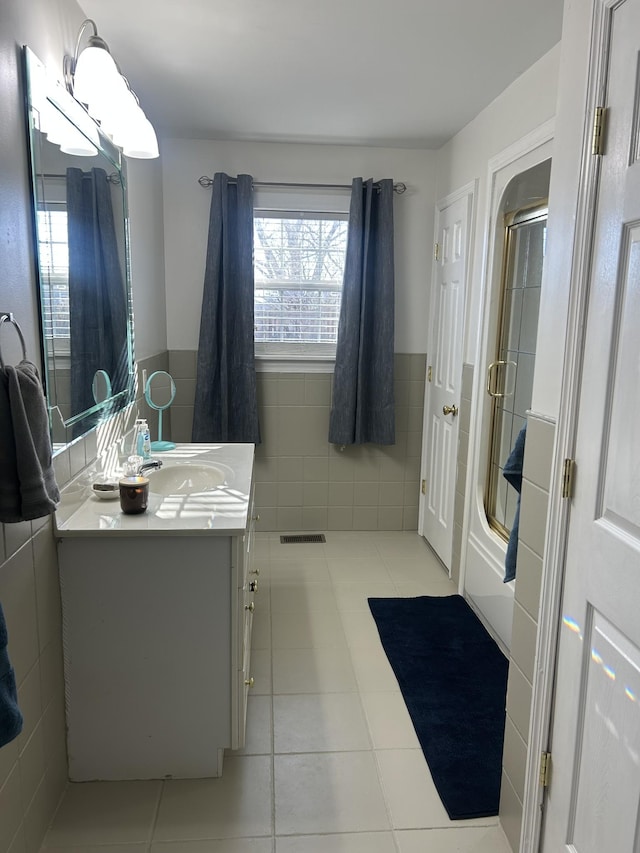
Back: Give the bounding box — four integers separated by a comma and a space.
420, 190, 471, 568
541, 2, 640, 849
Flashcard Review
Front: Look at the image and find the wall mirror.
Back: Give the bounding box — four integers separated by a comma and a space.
23, 46, 135, 451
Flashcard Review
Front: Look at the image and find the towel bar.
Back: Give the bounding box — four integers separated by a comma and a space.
0, 312, 28, 367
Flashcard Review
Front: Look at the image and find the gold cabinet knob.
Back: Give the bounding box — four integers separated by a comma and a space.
244, 677, 254, 687
250, 567, 260, 576
250, 579, 258, 593
252, 514, 260, 522
442, 404, 459, 417
245, 601, 255, 613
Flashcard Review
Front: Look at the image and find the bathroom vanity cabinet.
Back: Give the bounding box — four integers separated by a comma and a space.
55, 444, 257, 781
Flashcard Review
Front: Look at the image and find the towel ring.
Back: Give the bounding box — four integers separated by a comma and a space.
0, 313, 28, 368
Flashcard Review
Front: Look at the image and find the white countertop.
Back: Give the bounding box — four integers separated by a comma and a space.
54, 443, 254, 537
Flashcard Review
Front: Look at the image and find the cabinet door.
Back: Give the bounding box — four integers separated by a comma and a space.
233, 480, 257, 749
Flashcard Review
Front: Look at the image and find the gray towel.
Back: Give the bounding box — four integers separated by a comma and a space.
502, 424, 526, 583
0, 360, 60, 523
0, 602, 22, 747
0, 369, 21, 520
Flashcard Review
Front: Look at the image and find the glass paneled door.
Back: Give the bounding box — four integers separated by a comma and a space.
485, 204, 547, 539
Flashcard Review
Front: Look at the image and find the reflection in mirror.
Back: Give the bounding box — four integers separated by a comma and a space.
24, 47, 135, 451
92, 369, 113, 405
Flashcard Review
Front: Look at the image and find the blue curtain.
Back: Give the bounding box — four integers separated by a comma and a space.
192, 173, 260, 443
66, 167, 128, 432
329, 178, 395, 445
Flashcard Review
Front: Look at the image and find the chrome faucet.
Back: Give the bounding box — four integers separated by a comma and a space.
137, 459, 163, 476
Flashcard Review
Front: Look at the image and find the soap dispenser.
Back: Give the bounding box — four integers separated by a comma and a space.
136, 419, 152, 460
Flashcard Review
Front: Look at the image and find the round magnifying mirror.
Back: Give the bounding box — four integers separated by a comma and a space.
92, 369, 113, 405
144, 370, 176, 451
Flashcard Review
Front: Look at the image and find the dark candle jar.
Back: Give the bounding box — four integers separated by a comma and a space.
119, 476, 150, 514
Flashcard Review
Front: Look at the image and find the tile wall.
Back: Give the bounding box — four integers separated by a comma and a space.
0, 353, 165, 853
0, 422, 100, 853
167, 351, 427, 532
499, 413, 555, 851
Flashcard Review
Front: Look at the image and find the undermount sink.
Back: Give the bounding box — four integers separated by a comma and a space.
147, 462, 230, 495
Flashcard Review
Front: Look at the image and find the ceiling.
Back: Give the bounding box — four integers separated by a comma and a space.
79, 0, 564, 150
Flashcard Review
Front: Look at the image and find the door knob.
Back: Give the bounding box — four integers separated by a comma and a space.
442, 404, 458, 417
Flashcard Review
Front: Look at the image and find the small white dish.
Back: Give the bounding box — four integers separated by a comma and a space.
91, 482, 120, 501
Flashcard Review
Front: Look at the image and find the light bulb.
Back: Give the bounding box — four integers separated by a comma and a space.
121, 111, 159, 159
73, 44, 120, 108
59, 123, 99, 157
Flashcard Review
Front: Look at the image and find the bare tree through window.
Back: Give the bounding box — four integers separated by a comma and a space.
254, 212, 348, 348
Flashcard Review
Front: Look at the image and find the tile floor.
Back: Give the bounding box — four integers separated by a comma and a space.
39, 531, 512, 853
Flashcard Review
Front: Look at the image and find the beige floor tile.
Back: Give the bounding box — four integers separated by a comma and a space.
251, 608, 271, 650
269, 558, 330, 583
272, 647, 357, 694
375, 751, 499, 830
375, 536, 433, 558
323, 540, 382, 558
154, 756, 272, 841
326, 557, 392, 583
392, 581, 457, 598
383, 557, 450, 586
269, 541, 328, 560
359, 692, 420, 749
273, 693, 371, 753
270, 583, 338, 614
339, 609, 384, 648
152, 839, 274, 852
232, 695, 272, 756
42, 781, 161, 847
271, 609, 348, 649
274, 752, 391, 835
333, 582, 397, 612
349, 646, 400, 693
276, 832, 396, 852
375, 749, 449, 829
395, 825, 511, 853
247, 649, 272, 695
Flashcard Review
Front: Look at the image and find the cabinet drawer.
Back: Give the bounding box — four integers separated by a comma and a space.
237, 583, 254, 667
238, 481, 256, 591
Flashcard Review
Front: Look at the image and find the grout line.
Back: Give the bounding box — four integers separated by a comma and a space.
148, 779, 165, 848
268, 551, 277, 847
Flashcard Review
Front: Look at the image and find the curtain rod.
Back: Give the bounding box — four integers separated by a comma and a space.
38, 171, 121, 184
197, 176, 407, 194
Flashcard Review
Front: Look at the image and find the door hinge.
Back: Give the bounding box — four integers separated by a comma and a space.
592, 106, 606, 155
539, 751, 551, 787
561, 458, 576, 499
427, 365, 432, 382
434, 242, 440, 261
421, 479, 427, 495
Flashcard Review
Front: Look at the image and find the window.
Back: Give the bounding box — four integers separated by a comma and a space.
36, 208, 70, 346
253, 210, 348, 360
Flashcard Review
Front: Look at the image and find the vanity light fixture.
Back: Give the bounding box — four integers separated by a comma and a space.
64, 19, 159, 159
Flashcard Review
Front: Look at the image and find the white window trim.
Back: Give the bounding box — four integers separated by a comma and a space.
255, 354, 336, 374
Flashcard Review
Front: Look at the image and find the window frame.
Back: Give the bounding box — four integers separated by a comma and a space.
253, 208, 348, 372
